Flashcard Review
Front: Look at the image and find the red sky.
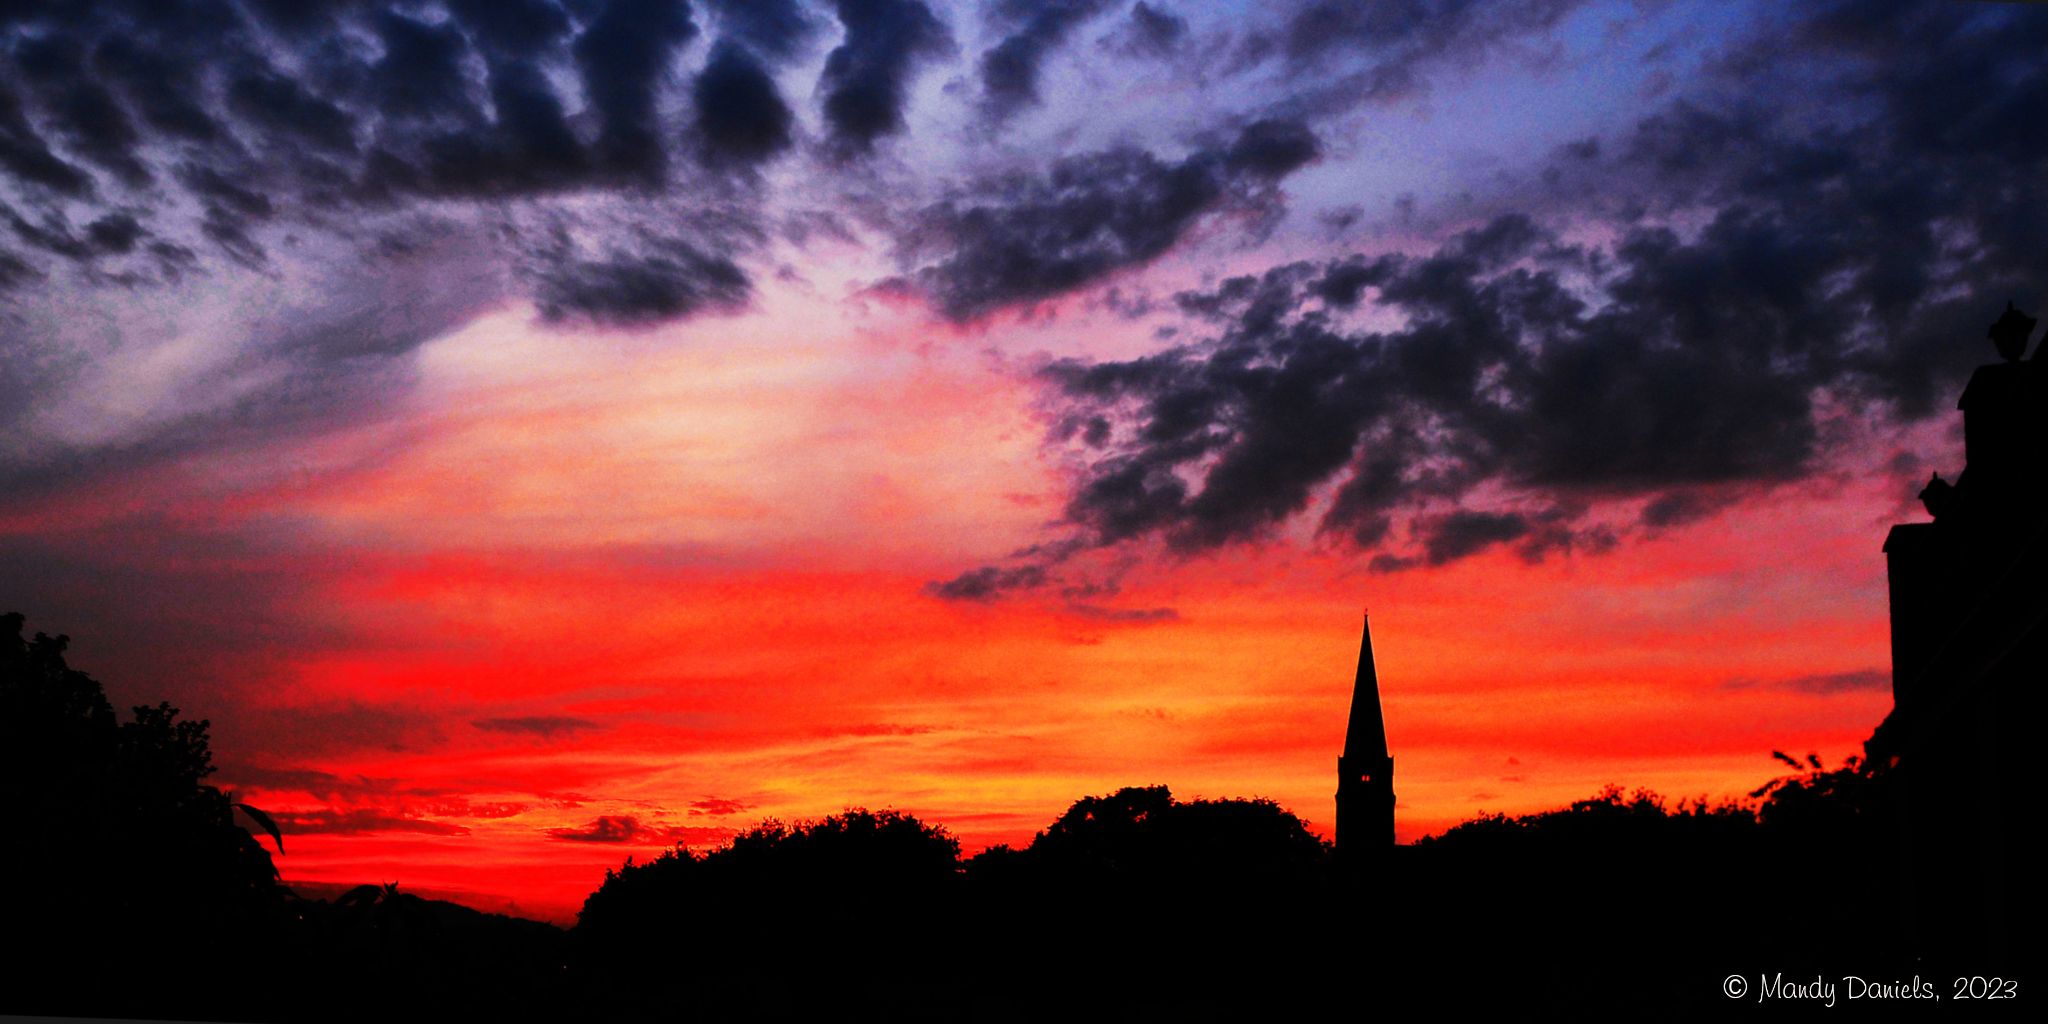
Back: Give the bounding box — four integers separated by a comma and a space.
2, 0, 2031, 926
20, 296, 1927, 923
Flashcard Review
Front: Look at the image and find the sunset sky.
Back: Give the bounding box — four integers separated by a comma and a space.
4, 0, 2044, 921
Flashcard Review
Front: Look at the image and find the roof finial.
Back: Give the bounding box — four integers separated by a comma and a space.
1988, 301, 2036, 362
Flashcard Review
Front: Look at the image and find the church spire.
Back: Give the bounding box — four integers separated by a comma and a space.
1337, 613, 1395, 852
1343, 615, 1390, 764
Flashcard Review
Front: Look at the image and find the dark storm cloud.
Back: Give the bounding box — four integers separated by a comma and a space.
0, 81, 93, 195
818, 0, 952, 154
1066, 603, 1178, 623
473, 715, 604, 738
4, 205, 94, 260
83, 211, 143, 252
11, 33, 153, 186
370, 10, 481, 126
530, 231, 753, 327
0, 206, 168, 274
197, 202, 267, 266
693, 42, 795, 165
176, 163, 274, 220
1638, 489, 1740, 531
1029, 209, 1921, 568
897, 118, 1320, 321
688, 796, 753, 816
925, 563, 1048, 601
0, 0, 775, 319
1417, 509, 1529, 565
275, 809, 472, 837
0, 0, 820, 494
921, 0, 2048, 600
401, 55, 589, 196
0, 0, 1349, 344
1632, 2, 2048, 420
226, 64, 361, 156
573, 0, 699, 181
87, 211, 144, 256
0, 0, 2030, 610
976, 0, 1115, 124
1105, 2, 1187, 59
546, 814, 712, 844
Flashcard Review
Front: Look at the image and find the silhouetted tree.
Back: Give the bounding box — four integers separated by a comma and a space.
575, 808, 963, 1017
4, 610, 1930, 1017
1752, 751, 1892, 839
1012, 784, 1328, 886
961, 786, 1333, 1015
1423, 784, 1756, 854
717, 807, 962, 888
1, 612, 288, 1019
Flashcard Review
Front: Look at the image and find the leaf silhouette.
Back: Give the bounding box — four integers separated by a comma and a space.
235, 801, 285, 856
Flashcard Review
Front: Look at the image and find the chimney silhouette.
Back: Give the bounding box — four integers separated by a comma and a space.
1336, 614, 1395, 851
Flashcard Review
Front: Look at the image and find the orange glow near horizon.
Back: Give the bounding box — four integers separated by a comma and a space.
25, 296, 1921, 925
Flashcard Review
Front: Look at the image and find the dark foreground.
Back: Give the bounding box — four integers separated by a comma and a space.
5, 608, 2025, 1020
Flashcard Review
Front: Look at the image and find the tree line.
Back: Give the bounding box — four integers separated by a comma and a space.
2, 612, 1905, 1019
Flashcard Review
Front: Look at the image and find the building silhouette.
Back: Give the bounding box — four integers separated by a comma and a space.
1336, 614, 1395, 851
1874, 301, 2043, 972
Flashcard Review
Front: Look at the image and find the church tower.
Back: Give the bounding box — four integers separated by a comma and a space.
1336, 614, 1395, 851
